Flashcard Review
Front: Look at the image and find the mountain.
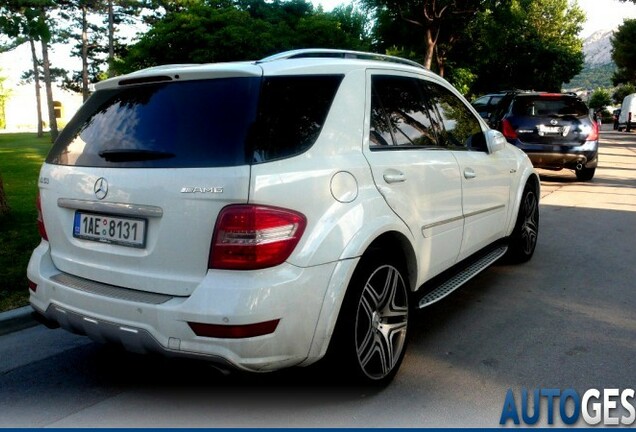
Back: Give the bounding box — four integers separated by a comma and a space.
566, 29, 615, 90
583, 29, 614, 65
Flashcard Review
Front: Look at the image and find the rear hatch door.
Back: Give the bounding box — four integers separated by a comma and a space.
40, 68, 262, 296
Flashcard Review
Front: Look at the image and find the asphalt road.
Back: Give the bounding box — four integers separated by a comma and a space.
1, 128, 635, 428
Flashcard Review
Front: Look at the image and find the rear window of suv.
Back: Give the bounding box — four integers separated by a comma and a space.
511, 95, 589, 117
47, 75, 343, 168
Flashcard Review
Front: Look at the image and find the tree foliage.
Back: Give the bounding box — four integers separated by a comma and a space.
118, 0, 371, 73
588, 88, 612, 111
613, 83, 636, 105
464, 0, 584, 94
611, 18, 636, 86
362, 0, 484, 73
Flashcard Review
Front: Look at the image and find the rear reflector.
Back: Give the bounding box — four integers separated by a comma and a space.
28, 280, 37, 292
188, 319, 280, 339
36, 193, 48, 241
210, 205, 306, 270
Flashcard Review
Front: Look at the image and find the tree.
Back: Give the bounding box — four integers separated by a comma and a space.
611, 19, 636, 86
119, 0, 371, 73
588, 88, 612, 111
362, 0, 484, 72
612, 83, 636, 105
0, 0, 60, 140
465, 0, 584, 93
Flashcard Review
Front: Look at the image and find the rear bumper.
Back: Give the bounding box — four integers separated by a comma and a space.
526, 152, 598, 170
27, 241, 349, 372
512, 140, 598, 170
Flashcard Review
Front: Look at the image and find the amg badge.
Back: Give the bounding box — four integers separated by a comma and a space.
180, 187, 224, 194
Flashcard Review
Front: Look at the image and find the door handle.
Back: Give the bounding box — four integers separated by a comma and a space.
464, 168, 476, 179
383, 169, 406, 184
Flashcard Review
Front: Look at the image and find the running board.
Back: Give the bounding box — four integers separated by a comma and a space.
418, 246, 508, 309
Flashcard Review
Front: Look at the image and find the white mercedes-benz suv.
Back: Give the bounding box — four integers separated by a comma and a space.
28, 49, 539, 385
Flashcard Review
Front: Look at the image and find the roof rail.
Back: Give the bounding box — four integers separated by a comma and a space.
258, 49, 425, 69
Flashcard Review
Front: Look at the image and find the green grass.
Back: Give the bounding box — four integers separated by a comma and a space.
0, 133, 52, 312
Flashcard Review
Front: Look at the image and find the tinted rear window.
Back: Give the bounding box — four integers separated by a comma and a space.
511, 96, 589, 117
48, 78, 261, 168
48, 74, 344, 168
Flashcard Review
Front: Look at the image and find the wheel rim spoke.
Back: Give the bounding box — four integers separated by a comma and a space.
521, 192, 538, 254
355, 264, 408, 380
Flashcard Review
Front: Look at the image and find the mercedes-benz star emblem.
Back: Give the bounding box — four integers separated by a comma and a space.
550, 119, 558, 126
94, 177, 108, 200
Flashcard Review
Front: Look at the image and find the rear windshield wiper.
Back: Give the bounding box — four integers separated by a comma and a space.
98, 149, 176, 162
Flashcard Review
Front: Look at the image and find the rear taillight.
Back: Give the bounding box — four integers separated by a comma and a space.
587, 121, 599, 141
209, 205, 306, 270
28, 279, 37, 292
36, 193, 48, 241
501, 119, 518, 140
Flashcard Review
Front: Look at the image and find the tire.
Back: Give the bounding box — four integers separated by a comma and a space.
575, 167, 595, 181
329, 253, 410, 386
506, 183, 539, 263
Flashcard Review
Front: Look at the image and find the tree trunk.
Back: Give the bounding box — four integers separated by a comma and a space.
29, 38, 44, 138
108, 0, 115, 77
423, 27, 436, 70
81, 5, 89, 101
40, 36, 59, 142
0, 174, 10, 216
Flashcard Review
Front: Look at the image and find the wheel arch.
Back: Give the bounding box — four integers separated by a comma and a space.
507, 171, 540, 236
300, 229, 417, 366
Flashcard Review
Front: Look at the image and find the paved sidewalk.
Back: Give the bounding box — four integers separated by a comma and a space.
0, 306, 37, 337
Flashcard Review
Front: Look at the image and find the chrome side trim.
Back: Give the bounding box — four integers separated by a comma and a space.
422, 214, 464, 231
57, 198, 163, 218
421, 204, 506, 235
50, 273, 175, 305
463, 204, 505, 219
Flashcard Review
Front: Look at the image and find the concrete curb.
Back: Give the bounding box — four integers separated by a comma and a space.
0, 305, 38, 336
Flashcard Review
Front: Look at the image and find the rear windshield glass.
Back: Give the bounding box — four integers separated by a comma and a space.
47, 74, 343, 168
511, 96, 589, 117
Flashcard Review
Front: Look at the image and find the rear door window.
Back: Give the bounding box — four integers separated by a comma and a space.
425, 82, 486, 151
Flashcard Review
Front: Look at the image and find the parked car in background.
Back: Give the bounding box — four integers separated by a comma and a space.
471, 92, 506, 120
28, 49, 540, 385
474, 91, 599, 181
617, 93, 636, 132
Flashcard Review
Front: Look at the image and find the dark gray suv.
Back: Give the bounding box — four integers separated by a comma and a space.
474, 92, 599, 181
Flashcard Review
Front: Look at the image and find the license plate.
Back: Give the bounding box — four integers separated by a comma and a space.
538, 125, 570, 136
73, 212, 147, 248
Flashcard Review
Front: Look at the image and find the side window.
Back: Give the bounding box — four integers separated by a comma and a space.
370, 75, 438, 149
425, 82, 486, 151
252, 75, 344, 163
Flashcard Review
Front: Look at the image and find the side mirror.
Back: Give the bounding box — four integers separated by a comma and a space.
486, 129, 507, 153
